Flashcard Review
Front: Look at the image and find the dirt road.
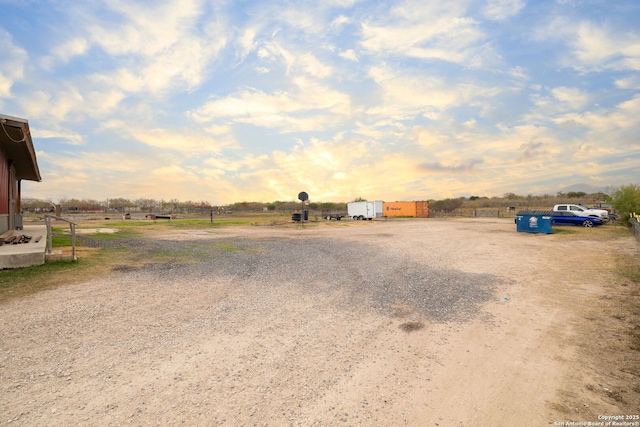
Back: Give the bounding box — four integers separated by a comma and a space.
1, 218, 637, 426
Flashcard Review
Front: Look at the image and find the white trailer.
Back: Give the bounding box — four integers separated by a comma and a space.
347, 201, 384, 220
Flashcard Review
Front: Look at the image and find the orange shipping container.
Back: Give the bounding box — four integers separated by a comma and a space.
383, 201, 429, 218
415, 200, 429, 217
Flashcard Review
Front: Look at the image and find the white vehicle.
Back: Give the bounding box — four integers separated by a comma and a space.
553, 204, 609, 221
348, 201, 384, 220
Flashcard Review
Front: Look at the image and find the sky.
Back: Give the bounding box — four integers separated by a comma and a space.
1, 0, 639, 204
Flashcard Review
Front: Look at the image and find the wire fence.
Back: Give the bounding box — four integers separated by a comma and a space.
427, 208, 507, 218
631, 217, 640, 243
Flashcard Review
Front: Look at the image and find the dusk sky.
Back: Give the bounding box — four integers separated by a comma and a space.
1, 0, 639, 204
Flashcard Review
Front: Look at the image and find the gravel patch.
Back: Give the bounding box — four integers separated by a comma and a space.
81, 235, 499, 323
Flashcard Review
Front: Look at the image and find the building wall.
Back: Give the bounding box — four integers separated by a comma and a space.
0, 150, 9, 233
0, 149, 8, 215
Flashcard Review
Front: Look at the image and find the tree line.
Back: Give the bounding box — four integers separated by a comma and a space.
21, 197, 348, 215
21, 185, 640, 221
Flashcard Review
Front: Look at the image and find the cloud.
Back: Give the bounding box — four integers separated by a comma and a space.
83, 0, 204, 56
507, 66, 529, 80
517, 140, 549, 162
36, 128, 85, 146
330, 15, 351, 30
0, 30, 27, 97
542, 19, 640, 72
61, 0, 228, 98
40, 37, 90, 69
417, 158, 483, 174
552, 94, 640, 136
101, 120, 234, 153
359, 1, 495, 67
365, 64, 504, 121
614, 75, 640, 90
550, 86, 590, 110
237, 26, 260, 61
339, 49, 359, 61
483, 0, 525, 21
529, 86, 590, 118
188, 77, 352, 132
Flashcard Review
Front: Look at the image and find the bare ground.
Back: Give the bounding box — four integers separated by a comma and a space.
1, 218, 638, 426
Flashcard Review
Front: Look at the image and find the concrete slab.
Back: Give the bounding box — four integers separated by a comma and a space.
0, 225, 46, 269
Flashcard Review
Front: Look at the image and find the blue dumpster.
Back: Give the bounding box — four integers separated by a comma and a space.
515, 210, 553, 234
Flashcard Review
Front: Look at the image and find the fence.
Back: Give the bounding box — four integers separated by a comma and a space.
428, 208, 505, 218
631, 217, 640, 243
44, 215, 78, 261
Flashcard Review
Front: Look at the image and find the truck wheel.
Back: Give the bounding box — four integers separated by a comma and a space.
582, 220, 594, 227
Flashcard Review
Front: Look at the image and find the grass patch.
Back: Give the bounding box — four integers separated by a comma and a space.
616, 254, 640, 283
0, 247, 131, 304
151, 244, 214, 264
552, 227, 578, 234
85, 228, 140, 240
51, 234, 80, 246
216, 242, 250, 252
99, 221, 159, 228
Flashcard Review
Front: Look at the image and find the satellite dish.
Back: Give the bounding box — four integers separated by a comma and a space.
298, 191, 309, 201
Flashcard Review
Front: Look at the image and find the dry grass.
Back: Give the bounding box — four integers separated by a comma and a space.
0, 246, 131, 304
552, 223, 640, 416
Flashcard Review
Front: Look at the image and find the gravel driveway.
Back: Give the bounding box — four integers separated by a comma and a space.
1, 218, 624, 425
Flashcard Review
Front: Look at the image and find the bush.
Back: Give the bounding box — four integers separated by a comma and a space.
611, 184, 640, 222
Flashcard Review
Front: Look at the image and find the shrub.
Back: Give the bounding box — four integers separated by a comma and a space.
611, 184, 640, 222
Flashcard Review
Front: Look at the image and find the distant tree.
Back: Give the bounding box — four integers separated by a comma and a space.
21, 198, 54, 212
429, 198, 463, 212
566, 191, 587, 198
228, 201, 265, 212
164, 198, 180, 212
108, 198, 134, 213
182, 200, 197, 213
504, 192, 522, 200
589, 192, 609, 202
61, 198, 84, 212
351, 197, 367, 202
320, 202, 346, 211
135, 198, 158, 212
611, 184, 640, 222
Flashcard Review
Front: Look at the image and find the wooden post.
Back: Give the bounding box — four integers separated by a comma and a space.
71, 222, 77, 261
46, 216, 52, 255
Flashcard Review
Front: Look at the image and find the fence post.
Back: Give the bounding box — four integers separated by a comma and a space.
44, 214, 78, 261
71, 222, 77, 261
46, 216, 52, 255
